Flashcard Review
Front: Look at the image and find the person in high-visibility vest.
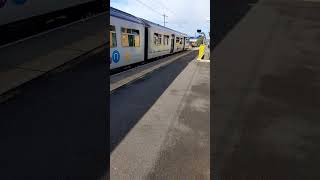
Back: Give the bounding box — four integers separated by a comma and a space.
197, 44, 206, 60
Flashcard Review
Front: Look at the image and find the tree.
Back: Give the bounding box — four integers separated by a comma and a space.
196, 36, 205, 46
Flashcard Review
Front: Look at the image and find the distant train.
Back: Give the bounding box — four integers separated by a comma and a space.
110, 7, 190, 70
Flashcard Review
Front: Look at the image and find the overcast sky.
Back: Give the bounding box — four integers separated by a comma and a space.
110, 0, 210, 37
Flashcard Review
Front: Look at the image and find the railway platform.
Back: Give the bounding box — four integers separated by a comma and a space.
110, 52, 210, 179
0, 12, 106, 101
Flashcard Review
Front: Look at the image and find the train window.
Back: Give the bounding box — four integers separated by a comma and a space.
133, 30, 140, 47
176, 37, 180, 43
111, 33, 117, 47
121, 27, 140, 47
110, 25, 117, 48
132, 29, 139, 35
154, 33, 162, 46
158, 34, 162, 45
135, 35, 140, 47
121, 34, 129, 47
163, 35, 169, 46
154, 33, 158, 45
128, 34, 135, 46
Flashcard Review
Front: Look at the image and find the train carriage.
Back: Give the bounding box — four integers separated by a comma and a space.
141, 19, 188, 59
110, 7, 145, 70
110, 7, 189, 71
142, 19, 173, 59
171, 32, 188, 53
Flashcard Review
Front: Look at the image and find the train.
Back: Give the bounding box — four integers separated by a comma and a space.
110, 7, 190, 70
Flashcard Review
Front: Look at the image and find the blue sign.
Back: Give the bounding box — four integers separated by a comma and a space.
13, 0, 27, 4
112, 50, 120, 63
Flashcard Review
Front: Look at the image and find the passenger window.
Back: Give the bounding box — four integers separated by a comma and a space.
121, 27, 140, 47
121, 34, 129, 47
134, 29, 140, 47
135, 35, 140, 47
153, 33, 162, 46
110, 25, 117, 48
128, 34, 135, 46
176, 37, 179, 43
164, 35, 169, 45
154, 33, 158, 45
158, 34, 162, 45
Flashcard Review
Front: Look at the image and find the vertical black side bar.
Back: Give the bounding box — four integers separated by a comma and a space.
170, 34, 175, 53
144, 27, 148, 61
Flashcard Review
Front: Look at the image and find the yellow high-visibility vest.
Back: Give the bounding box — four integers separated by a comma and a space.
197, 44, 206, 60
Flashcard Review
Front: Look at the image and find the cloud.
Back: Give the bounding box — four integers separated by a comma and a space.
111, 0, 210, 37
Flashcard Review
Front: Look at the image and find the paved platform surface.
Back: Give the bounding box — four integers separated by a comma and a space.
213, 0, 320, 179
0, 13, 106, 97
110, 52, 210, 179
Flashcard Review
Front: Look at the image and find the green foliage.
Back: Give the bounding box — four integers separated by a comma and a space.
195, 36, 205, 46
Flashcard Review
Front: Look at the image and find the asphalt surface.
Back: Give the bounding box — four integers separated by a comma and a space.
110, 50, 209, 179
213, 0, 320, 179
212, 0, 257, 48
145, 61, 210, 179
0, 50, 108, 179
110, 51, 197, 153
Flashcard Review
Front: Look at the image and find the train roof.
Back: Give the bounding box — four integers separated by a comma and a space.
110, 7, 187, 36
110, 7, 145, 25
140, 18, 187, 37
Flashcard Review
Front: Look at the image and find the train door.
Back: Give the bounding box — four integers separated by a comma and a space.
183, 37, 186, 50
144, 27, 149, 61
170, 34, 175, 53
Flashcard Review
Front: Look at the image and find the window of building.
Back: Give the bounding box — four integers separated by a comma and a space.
121, 27, 140, 47
110, 25, 117, 48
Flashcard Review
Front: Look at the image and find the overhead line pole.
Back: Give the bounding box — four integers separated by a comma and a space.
163, 14, 168, 27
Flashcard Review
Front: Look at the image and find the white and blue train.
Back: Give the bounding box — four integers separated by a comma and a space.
110, 7, 190, 70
